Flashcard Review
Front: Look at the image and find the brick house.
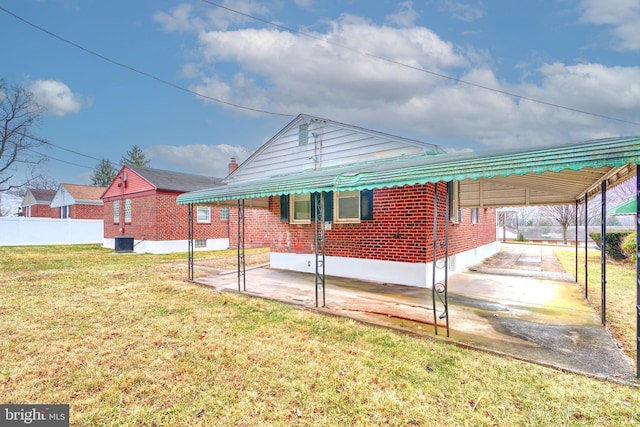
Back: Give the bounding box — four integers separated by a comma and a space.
178, 114, 499, 287
20, 188, 57, 217
101, 166, 231, 254
50, 184, 106, 219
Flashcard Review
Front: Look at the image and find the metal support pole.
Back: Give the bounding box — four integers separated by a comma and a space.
444, 183, 450, 338
431, 182, 439, 334
188, 204, 194, 281
601, 181, 607, 325
575, 199, 579, 282
585, 193, 589, 299
314, 192, 326, 307
237, 199, 246, 292
635, 169, 639, 377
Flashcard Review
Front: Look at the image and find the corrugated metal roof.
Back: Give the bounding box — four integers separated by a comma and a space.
177, 136, 640, 206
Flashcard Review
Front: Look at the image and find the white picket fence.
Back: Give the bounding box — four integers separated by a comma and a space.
0, 217, 103, 246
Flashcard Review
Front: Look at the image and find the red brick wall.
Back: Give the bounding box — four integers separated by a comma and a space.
103, 192, 229, 241
25, 204, 57, 218
258, 184, 496, 263
70, 204, 104, 220
228, 206, 283, 249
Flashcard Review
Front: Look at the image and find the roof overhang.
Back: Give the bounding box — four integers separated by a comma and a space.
177, 136, 640, 208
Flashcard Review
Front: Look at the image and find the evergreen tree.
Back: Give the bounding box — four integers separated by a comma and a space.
91, 159, 117, 186
121, 145, 150, 167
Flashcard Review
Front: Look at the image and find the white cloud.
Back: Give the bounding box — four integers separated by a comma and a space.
437, 0, 484, 22
386, 1, 419, 27
578, 0, 640, 51
29, 80, 85, 117
294, 0, 314, 9
145, 144, 252, 177
158, 5, 639, 151
154, 1, 269, 32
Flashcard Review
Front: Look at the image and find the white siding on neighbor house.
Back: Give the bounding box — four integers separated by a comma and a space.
50, 186, 76, 208
227, 116, 442, 182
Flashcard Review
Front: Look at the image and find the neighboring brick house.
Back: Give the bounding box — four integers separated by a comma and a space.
101, 166, 234, 254
50, 184, 106, 219
178, 114, 499, 287
20, 189, 57, 217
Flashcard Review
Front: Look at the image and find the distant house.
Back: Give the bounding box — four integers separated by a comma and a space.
21, 189, 57, 218
50, 184, 106, 219
101, 166, 230, 254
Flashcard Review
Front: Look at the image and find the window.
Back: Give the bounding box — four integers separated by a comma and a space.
113, 200, 120, 223
447, 181, 460, 223
197, 206, 211, 223
60, 206, 70, 219
220, 207, 229, 220
471, 208, 479, 224
124, 199, 132, 223
280, 191, 374, 224
334, 190, 360, 223
290, 193, 311, 223
195, 239, 207, 248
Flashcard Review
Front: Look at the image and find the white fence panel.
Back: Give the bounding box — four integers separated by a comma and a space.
0, 217, 103, 246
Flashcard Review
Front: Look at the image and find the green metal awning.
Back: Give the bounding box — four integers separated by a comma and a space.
608, 199, 637, 216
177, 136, 640, 206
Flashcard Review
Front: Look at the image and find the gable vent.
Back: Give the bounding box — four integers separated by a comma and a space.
298, 123, 309, 146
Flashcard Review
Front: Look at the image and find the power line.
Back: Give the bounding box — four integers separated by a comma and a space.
200, 0, 640, 127
27, 148, 94, 170
0, 6, 295, 118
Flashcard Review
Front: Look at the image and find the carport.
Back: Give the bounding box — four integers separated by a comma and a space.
177, 136, 640, 376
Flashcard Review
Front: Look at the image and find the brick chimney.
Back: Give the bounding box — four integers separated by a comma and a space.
228, 157, 239, 174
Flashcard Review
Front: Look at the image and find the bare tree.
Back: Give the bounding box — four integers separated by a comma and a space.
0, 80, 46, 192
540, 204, 576, 244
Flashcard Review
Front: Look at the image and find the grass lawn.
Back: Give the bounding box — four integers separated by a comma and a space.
1, 245, 639, 426
554, 247, 638, 364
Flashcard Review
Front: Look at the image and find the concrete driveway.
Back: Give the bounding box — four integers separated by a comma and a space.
194, 243, 637, 385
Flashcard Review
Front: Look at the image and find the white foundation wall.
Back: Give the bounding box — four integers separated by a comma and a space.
103, 238, 229, 254
270, 240, 500, 287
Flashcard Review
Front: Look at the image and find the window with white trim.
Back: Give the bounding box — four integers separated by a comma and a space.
290, 193, 311, 223
60, 206, 71, 219
113, 200, 120, 223
197, 206, 211, 223
448, 181, 460, 223
471, 208, 479, 224
124, 198, 132, 223
334, 190, 360, 223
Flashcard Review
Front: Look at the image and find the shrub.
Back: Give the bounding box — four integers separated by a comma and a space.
621, 232, 637, 262
516, 232, 527, 242
589, 231, 633, 261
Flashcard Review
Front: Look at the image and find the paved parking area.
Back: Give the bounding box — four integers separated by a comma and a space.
194, 244, 638, 385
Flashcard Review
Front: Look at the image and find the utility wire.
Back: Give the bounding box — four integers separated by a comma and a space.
200, 0, 640, 127
0, 6, 295, 118
27, 148, 94, 169
18, 131, 105, 162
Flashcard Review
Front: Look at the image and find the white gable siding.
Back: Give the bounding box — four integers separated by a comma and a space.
228, 116, 440, 182
50, 186, 75, 208
21, 191, 37, 207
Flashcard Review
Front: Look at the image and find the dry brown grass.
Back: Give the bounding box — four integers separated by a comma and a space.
1, 245, 639, 426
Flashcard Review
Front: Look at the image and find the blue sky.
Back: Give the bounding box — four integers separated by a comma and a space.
1, 0, 639, 191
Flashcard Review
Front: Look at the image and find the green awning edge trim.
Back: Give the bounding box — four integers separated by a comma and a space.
177, 136, 640, 205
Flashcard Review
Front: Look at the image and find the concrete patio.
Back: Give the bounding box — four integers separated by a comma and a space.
194, 243, 638, 385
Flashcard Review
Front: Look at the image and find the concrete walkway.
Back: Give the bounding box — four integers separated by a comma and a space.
194, 243, 638, 385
